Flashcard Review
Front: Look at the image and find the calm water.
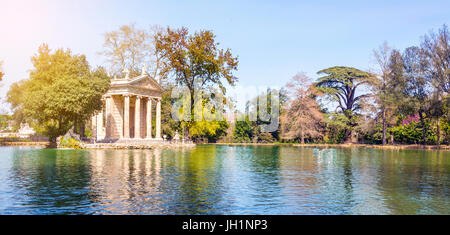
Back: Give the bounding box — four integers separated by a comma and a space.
0, 145, 448, 215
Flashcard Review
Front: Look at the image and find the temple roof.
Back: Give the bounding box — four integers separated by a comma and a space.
105, 72, 163, 98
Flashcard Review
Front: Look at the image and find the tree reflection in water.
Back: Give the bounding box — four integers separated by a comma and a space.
2, 145, 449, 215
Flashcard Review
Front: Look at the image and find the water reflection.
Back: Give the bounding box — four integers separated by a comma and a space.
0, 145, 448, 214
8, 148, 94, 214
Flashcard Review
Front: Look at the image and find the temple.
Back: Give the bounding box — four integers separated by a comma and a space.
91, 67, 163, 142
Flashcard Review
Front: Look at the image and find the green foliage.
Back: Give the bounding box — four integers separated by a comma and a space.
58, 137, 83, 149
155, 27, 238, 127
154, 27, 239, 142
84, 126, 93, 138
188, 120, 229, 142
6, 44, 110, 142
362, 123, 392, 144
442, 118, 450, 144
173, 87, 230, 142
391, 121, 437, 144
323, 113, 351, 144
160, 85, 182, 139
0, 115, 12, 131
316, 66, 375, 143
6, 80, 28, 129
233, 115, 256, 143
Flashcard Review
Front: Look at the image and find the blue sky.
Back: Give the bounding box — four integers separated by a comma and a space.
0, 0, 449, 112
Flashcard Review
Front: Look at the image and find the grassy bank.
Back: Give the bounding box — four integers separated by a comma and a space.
212, 143, 450, 150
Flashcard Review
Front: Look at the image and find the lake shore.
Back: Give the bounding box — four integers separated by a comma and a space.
212, 143, 450, 150
0, 141, 195, 149
0, 142, 50, 146
83, 142, 196, 149
2, 141, 449, 151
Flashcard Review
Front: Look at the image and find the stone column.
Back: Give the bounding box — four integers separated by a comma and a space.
135, 96, 141, 139
123, 94, 130, 139
155, 98, 162, 139
96, 108, 103, 139
105, 95, 112, 139
146, 98, 152, 139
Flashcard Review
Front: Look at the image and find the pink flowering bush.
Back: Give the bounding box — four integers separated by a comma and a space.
401, 114, 420, 126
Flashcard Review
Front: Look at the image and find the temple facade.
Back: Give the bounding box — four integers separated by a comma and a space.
92, 68, 163, 142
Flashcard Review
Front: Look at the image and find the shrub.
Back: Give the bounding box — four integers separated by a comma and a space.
58, 137, 83, 149
390, 121, 436, 144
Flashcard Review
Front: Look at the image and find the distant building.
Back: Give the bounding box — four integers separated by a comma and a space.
18, 123, 36, 138
0, 123, 36, 138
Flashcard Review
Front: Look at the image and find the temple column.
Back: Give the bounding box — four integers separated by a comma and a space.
135, 96, 141, 139
155, 98, 162, 139
146, 98, 152, 139
96, 108, 103, 139
105, 95, 112, 139
123, 94, 130, 139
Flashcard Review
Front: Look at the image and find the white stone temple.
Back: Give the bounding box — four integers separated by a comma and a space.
91, 67, 163, 142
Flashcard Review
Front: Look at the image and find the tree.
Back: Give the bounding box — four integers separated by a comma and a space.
6, 80, 29, 130
186, 88, 230, 142
246, 88, 287, 142
233, 114, 257, 143
0, 115, 12, 132
402, 46, 432, 144
155, 26, 238, 137
160, 83, 182, 139
422, 25, 450, 94
386, 49, 408, 144
100, 24, 162, 77
421, 24, 450, 145
189, 120, 229, 143
443, 95, 450, 144
7, 44, 110, 142
373, 42, 396, 145
316, 66, 375, 143
281, 73, 323, 144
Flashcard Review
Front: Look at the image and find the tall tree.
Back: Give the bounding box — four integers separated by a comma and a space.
6, 80, 29, 130
246, 88, 287, 141
100, 24, 162, 77
316, 66, 375, 143
7, 44, 110, 142
386, 49, 408, 144
373, 41, 393, 145
154, 26, 238, 137
402, 46, 432, 144
421, 24, 450, 145
281, 73, 323, 144
373, 43, 409, 145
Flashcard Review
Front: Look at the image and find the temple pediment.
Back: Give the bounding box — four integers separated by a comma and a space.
105, 72, 163, 98
111, 74, 162, 90
129, 75, 163, 91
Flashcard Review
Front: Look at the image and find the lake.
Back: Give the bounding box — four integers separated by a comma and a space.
0, 145, 448, 214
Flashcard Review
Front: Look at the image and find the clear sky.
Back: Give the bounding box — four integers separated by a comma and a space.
0, 0, 449, 113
